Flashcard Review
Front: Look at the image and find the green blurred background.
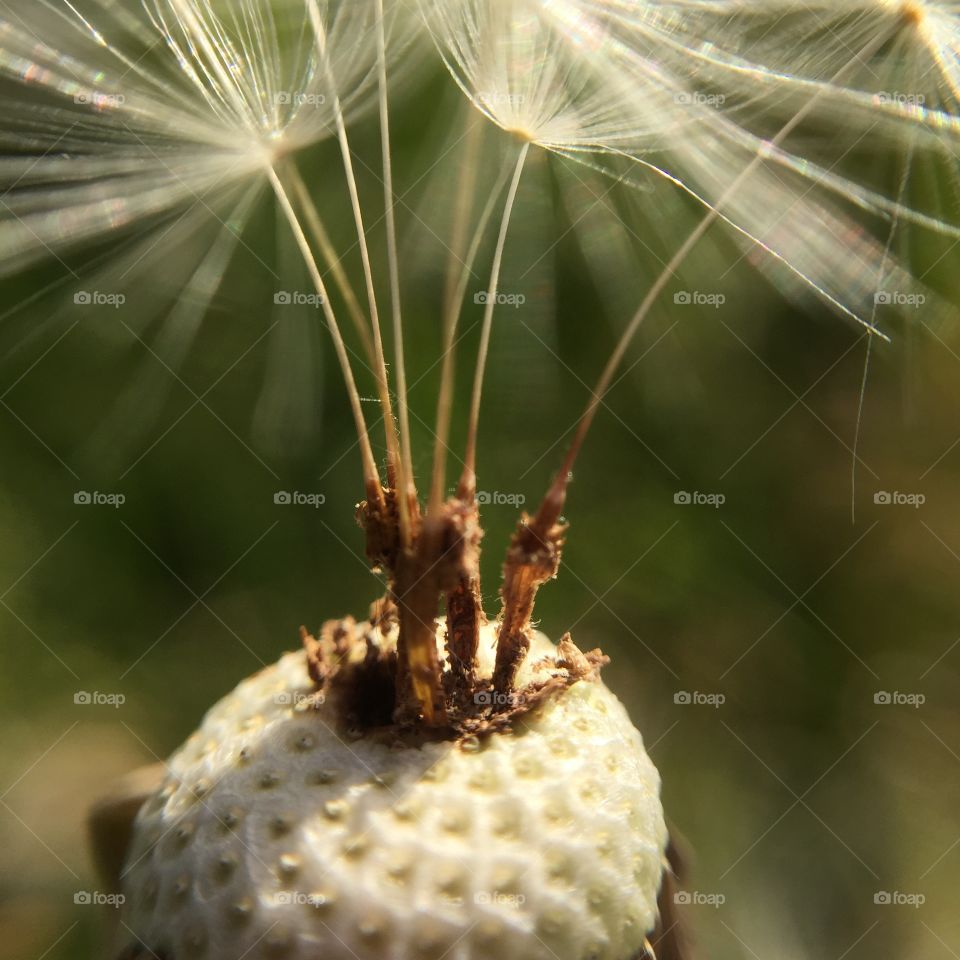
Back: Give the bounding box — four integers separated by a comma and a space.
1, 35, 959, 960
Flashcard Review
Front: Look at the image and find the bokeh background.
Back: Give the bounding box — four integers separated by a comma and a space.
1, 16, 959, 960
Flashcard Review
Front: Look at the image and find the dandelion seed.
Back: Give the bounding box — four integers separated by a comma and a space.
0, 0, 420, 480
0, 0, 399, 272
417, 0, 960, 593
421, 0, 953, 328
718, 0, 960, 115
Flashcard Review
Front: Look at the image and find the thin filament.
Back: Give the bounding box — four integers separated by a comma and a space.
429, 119, 481, 514
307, 0, 402, 518
376, 0, 416, 541
430, 131, 515, 514
852, 145, 915, 523
460, 139, 530, 497
267, 165, 382, 505
286, 163, 376, 368
551, 23, 904, 503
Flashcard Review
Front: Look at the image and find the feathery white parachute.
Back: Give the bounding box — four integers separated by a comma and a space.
713, 1, 960, 114
0, 0, 422, 462
0, 0, 406, 274
419, 0, 958, 329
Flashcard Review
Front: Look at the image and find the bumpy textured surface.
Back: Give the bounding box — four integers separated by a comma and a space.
119, 626, 667, 960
